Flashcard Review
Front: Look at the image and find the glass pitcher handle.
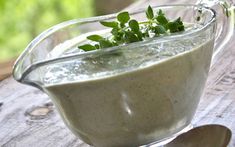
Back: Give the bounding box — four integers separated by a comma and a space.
196, 0, 235, 65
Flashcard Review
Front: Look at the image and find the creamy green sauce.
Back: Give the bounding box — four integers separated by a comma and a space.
43, 36, 214, 147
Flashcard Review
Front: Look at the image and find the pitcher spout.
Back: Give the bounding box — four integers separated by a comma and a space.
12, 18, 80, 90
13, 56, 43, 90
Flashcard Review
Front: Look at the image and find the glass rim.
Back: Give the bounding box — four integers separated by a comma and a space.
13, 4, 216, 81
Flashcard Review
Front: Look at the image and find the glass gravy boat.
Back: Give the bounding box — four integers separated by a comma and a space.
13, 3, 234, 147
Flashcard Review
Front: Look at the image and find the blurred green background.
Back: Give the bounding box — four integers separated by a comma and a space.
0, 0, 134, 62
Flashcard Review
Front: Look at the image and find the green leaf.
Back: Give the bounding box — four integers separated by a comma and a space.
99, 39, 114, 48
157, 9, 164, 16
111, 28, 119, 36
87, 35, 104, 42
137, 33, 143, 41
117, 12, 130, 24
175, 17, 184, 31
175, 17, 183, 25
154, 25, 166, 34
167, 22, 179, 33
129, 19, 143, 40
111, 28, 124, 42
156, 15, 168, 25
78, 44, 96, 51
100, 21, 119, 28
129, 19, 140, 33
167, 17, 185, 33
178, 25, 185, 31
146, 5, 154, 19
124, 31, 139, 43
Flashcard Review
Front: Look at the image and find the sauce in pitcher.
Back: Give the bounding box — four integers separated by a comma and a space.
43, 28, 214, 146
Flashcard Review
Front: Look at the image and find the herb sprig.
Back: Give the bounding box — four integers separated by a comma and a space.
79, 5, 185, 51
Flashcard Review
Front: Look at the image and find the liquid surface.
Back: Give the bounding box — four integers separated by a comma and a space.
43, 25, 208, 85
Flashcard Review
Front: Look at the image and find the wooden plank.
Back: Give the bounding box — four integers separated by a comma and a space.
0, 59, 15, 81
0, 0, 235, 146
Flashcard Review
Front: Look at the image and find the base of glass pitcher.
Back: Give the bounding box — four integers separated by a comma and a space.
140, 124, 193, 147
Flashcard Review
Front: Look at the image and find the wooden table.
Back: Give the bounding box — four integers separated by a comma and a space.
0, 59, 15, 81
0, 0, 235, 146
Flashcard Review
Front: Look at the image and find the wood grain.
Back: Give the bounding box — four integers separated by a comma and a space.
0, 0, 235, 146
